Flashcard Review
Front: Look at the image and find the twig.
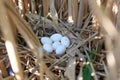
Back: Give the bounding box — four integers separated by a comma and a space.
101, 60, 111, 80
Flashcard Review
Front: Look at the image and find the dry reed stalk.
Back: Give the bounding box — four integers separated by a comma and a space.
6, 6, 44, 80
14, 0, 18, 6
116, 1, 120, 31
44, 53, 55, 64
4, 1, 58, 79
55, 0, 61, 11
4, 76, 14, 80
104, 0, 115, 23
72, 0, 78, 27
9, 0, 14, 5
49, 0, 58, 26
30, 0, 36, 13
102, 60, 111, 80
68, 0, 74, 23
104, 1, 117, 79
88, 0, 120, 80
63, 0, 68, 19
57, 0, 67, 19
8, 8, 44, 80
23, 0, 29, 13
18, 0, 25, 17
5, 2, 40, 48
77, 0, 85, 28
0, 0, 24, 80
88, 0, 118, 43
43, 0, 49, 16
84, 0, 88, 17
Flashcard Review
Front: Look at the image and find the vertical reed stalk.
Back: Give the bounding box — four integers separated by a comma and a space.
0, 0, 24, 80
43, 0, 49, 16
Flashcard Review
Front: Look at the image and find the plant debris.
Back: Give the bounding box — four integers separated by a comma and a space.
0, 0, 119, 80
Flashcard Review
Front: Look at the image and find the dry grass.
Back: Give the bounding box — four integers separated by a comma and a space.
0, 0, 120, 80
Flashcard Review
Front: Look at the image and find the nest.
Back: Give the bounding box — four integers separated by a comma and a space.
0, 0, 119, 80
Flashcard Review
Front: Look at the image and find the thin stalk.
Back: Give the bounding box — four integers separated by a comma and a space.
49, 0, 58, 26
43, 0, 49, 16
77, 0, 85, 28
72, 0, 78, 26
68, 0, 74, 23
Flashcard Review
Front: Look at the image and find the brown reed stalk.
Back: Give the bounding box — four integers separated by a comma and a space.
30, 0, 36, 13
88, 0, 120, 80
49, 0, 58, 26
43, 0, 49, 16
68, 0, 73, 23
23, 0, 29, 13
77, 0, 85, 28
72, 0, 78, 27
4, 1, 58, 79
0, 0, 24, 80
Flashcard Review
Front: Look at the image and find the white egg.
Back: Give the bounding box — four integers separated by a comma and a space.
55, 45, 66, 55
61, 36, 70, 48
43, 44, 53, 53
41, 37, 52, 45
50, 33, 62, 42
52, 41, 61, 50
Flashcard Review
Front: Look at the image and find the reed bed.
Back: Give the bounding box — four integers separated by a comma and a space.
0, 0, 120, 80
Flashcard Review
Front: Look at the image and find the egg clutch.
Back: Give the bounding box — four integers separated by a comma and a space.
41, 33, 70, 55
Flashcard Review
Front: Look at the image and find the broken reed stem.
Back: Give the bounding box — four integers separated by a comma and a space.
0, 0, 24, 80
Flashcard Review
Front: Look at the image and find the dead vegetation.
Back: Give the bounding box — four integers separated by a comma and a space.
0, 0, 120, 80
